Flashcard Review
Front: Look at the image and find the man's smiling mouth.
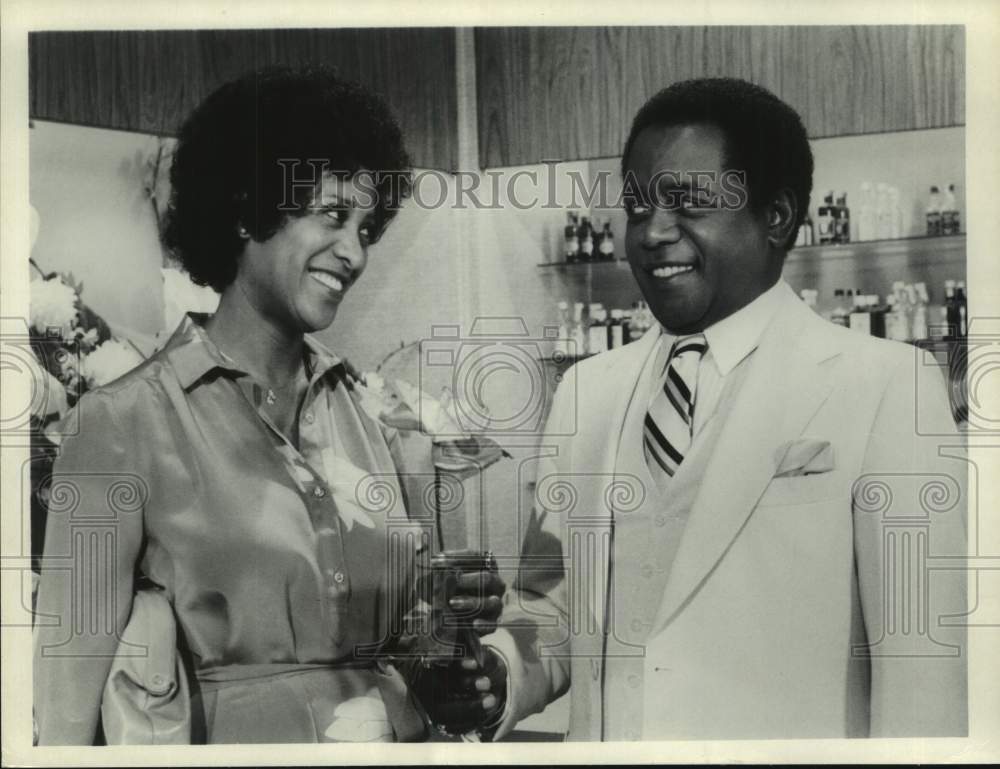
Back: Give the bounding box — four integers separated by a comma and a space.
649, 264, 695, 279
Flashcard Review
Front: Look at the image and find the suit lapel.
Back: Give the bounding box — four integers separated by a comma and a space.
651, 292, 841, 634
581, 327, 661, 635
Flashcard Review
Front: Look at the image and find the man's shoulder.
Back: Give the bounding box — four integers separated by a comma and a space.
775, 300, 915, 373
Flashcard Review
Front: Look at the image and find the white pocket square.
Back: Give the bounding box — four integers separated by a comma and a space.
774, 439, 834, 478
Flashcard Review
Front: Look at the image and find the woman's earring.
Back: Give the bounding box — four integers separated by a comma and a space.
237, 225, 250, 240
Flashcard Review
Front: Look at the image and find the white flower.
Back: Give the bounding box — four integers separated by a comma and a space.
323, 688, 392, 742
82, 339, 143, 388
359, 372, 468, 439
30, 277, 78, 334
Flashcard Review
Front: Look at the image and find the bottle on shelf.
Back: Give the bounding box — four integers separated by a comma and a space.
578, 216, 595, 262
848, 291, 872, 335
858, 181, 876, 241
609, 309, 625, 349
817, 192, 836, 244
834, 193, 851, 244
628, 300, 651, 341
621, 307, 634, 344
885, 294, 909, 342
875, 183, 892, 240
587, 303, 609, 354
889, 281, 911, 341
955, 280, 968, 337
599, 221, 616, 261
564, 211, 580, 264
925, 186, 942, 236
911, 282, 930, 339
941, 184, 960, 236
868, 294, 887, 338
943, 280, 959, 339
571, 301, 587, 356
829, 289, 850, 327
795, 213, 815, 247
887, 186, 903, 239
554, 301, 570, 356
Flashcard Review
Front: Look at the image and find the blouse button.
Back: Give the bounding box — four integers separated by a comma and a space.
333, 571, 346, 584
303, 411, 315, 424
313, 486, 326, 499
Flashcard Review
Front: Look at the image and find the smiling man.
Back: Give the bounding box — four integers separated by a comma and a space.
478, 78, 968, 741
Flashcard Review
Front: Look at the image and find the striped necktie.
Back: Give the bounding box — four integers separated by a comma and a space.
643, 334, 708, 491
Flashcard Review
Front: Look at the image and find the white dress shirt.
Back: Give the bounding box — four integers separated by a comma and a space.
647, 279, 793, 437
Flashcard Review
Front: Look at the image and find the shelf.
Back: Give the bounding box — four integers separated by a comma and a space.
787, 233, 965, 263
537, 234, 966, 270
536, 259, 632, 271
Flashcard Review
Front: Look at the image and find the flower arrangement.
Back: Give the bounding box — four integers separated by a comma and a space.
353, 371, 510, 479
28, 271, 144, 419
28, 269, 145, 570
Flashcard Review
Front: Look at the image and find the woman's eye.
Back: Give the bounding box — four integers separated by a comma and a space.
323, 207, 351, 225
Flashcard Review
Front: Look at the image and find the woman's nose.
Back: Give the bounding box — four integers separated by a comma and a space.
333, 230, 367, 273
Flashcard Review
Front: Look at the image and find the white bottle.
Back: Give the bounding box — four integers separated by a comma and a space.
572, 302, 587, 356
941, 184, 959, 235
554, 301, 570, 356
588, 305, 609, 354
886, 295, 908, 341
912, 282, 930, 339
849, 291, 871, 334
888, 186, 903, 239
926, 186, 942, 236
858, 181, 876, 241
875, 183, 891, 240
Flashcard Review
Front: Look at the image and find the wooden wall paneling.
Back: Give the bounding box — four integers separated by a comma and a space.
30, 29, 458, 170
475, 26, 965, 168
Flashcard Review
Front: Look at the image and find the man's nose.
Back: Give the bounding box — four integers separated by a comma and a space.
642, 207, 683, 249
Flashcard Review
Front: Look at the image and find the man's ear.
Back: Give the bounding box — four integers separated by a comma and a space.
767, 189, 798, 249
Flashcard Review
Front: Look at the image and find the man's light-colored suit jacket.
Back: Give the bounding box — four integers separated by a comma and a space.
486, 283, 967, 741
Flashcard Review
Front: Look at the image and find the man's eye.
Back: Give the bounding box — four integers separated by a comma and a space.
625, 202, 651, 220
679, 193, 715, 212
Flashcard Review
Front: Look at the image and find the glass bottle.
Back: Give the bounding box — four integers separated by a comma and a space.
564, 211, 580, 264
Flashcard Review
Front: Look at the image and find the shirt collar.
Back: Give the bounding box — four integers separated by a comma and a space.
655, 278, 791, 378
164, 313, 345, 390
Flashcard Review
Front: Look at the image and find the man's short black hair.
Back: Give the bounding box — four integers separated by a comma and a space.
164, 66, 412, 292
621, 77, 813, 248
